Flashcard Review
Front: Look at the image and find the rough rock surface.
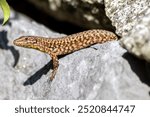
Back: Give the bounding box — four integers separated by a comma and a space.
120, 9, 150, 62
26, 0, 115, 31
0, 10, 150, 99
105, 0, 150, 63
105, 0, 150, 36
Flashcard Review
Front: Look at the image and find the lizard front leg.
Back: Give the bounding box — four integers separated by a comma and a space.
49, 53, 59, 81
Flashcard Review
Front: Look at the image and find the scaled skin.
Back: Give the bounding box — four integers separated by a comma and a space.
13, 29, 118, 81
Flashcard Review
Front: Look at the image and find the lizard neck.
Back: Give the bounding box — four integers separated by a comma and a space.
33, 37, 52, 53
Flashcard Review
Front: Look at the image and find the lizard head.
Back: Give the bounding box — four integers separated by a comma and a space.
13, 36, 38, 49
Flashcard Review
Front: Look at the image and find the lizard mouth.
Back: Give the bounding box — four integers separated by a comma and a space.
13, 39, 19, 46
13, 38, 24, 46
13, 39, 17, 45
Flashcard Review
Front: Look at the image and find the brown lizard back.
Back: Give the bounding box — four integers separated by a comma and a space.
13, 29, 118, 81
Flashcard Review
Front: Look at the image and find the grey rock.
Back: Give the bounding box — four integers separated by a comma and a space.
0, 10, 150, 99
105, 0, 150, 63
105, 0, 150, 36
120, 9, 150, 62
49, 42, 150, 100
26, 0, 115, 31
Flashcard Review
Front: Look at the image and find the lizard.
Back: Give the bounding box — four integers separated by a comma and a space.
13, 29, 118, 81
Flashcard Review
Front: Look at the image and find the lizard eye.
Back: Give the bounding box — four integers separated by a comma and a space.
24, 37, 28, 41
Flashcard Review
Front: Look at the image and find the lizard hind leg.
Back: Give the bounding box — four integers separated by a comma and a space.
49, 53, 59, 81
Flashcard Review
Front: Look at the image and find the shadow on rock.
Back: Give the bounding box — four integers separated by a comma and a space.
0, 30, 19, 67
23, 54, 67, 85
23, 60, 53, 86
0, 19, 2, 24
123, 52, 150, 87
